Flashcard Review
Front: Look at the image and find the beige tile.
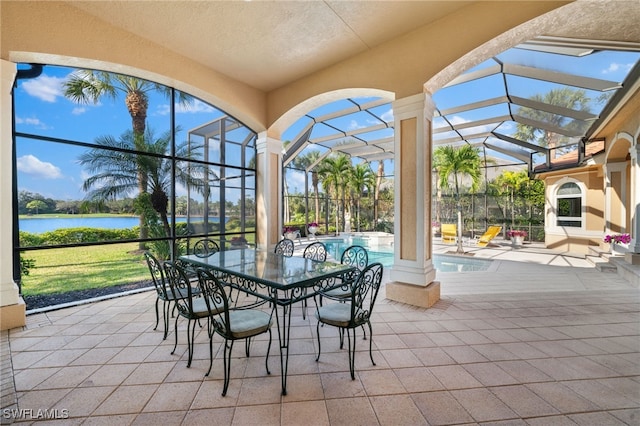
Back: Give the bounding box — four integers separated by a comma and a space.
379, 348, 422, 368
34, 364, 100, 389
325, 397, 378, 425
462, 362, 518, 386
51, 386, 114, 418
319, 371, 366, 399
122, 361, 176, 385
525, 415, 579, 425
525, 382, 598, 413
397, 333, 436, 348
81, 363, 138, 387
442, 345, 488, 364
181, 407, 235, 426
370, 394, 428, 426
280, 374, 324, 402
429, 365, 483, 389
236, 376, 283, 405
143, 381, 201, 412
451, 388, 517, 422
568, 411, 630, 425
69, 347, 122, 366
132, 411, 186, 425
610, 408, 640, 425
13, 367, 60, 391
490, 385, 559, 418
411, 390, 475, 425
494, 360, 553, 383
92, 384, 158, 415
394, 367, 445, 393
562, 379, 638, 409
411, 347, 455, 366
108, 346, 156, 364
359, 369, 405, 395
232, 403, 280, 426
13, 388, 71, 419
282, 400, 329, 426
190, 380, 240, 409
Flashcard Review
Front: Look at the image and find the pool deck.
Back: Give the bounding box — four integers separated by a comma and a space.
2, 238, 639, 425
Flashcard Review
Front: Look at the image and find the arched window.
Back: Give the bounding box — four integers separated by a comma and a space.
556, 182, 582, 227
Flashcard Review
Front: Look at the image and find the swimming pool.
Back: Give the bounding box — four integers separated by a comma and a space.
322, 237, 492, 272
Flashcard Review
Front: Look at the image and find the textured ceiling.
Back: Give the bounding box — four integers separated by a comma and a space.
68, 0, 472, 91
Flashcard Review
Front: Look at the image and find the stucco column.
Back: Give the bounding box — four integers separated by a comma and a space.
0, 60, 26, 330
386, 93, 440, 308
627, 144, 640, 262
255, 132, 283, 250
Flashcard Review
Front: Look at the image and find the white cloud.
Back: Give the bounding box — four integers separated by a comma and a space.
71, 106, 87, 115
156, 99, 216, 116
15, 116, 48, 129
178, 99, 216, 114
380, 108, 394, 122
602, 62, 634, 75
449, 115, 470, 126
348, 119, 366, 130
21, 75, 66, 102
17, 155, 63, 179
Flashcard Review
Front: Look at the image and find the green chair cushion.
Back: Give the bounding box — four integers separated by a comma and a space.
227, 310, 272, 339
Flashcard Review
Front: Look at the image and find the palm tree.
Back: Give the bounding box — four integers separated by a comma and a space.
513, 88, 592, 158
348, 163, 376, 232
494, 170, 529, 231
318, 154, 351, 234
433, 144, 482, 253
292, 150, 322, 225
79, 128, 208, 238
64, 70, 193, 247
373, 160, 385, 225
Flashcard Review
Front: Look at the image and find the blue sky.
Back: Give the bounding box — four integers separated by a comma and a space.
14, 47, 640, 201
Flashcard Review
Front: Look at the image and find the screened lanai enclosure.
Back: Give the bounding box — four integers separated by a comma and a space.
282, 36, 640, 242
13, 35, 640, 309
14, 64, 256, 307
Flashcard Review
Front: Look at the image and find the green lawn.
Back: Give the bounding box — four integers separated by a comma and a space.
20, 243, 149, 296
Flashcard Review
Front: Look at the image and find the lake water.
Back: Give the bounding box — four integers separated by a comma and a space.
19, 216, 218, 234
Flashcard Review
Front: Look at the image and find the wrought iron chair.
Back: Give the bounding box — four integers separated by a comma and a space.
300, 241, 327, 319
196, 268, 274, 396
178, 238, 221, 281
163, 261, 221, 368
193, 238, 220, 257
303, 241, 327, 261
144, 251, 188, 340
318, 245, 368, 306
274, 238, 294, 257
315, 262, 384, 379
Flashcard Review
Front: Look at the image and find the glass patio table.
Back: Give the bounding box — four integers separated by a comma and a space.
179, 248, 355, 395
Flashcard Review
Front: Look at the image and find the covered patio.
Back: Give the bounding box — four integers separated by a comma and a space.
3, 243, 638, 424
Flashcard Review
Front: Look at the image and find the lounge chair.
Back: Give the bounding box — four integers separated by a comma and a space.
441, 223, 457, 244
468, 225, 502, 247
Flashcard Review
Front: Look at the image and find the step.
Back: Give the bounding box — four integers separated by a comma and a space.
595, 262, 618, 272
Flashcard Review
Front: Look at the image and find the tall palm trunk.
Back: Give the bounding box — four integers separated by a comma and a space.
374, 161, 384, 225
127, 91, 149, 249
312, 171, 320, 225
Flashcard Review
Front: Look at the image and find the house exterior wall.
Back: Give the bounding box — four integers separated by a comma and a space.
538, 79, 640, 256
544, 170, 606, 255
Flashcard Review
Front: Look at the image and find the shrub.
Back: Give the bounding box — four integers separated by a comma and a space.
34, 227, 138, 245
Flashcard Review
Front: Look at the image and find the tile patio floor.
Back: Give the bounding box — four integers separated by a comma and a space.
2, 241, 639, 425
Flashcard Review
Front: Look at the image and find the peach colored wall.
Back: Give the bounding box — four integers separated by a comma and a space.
400, 118, 417, 261
610, 171, 624, 233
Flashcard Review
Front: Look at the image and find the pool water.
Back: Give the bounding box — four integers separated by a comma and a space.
322, 238, 491, 272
